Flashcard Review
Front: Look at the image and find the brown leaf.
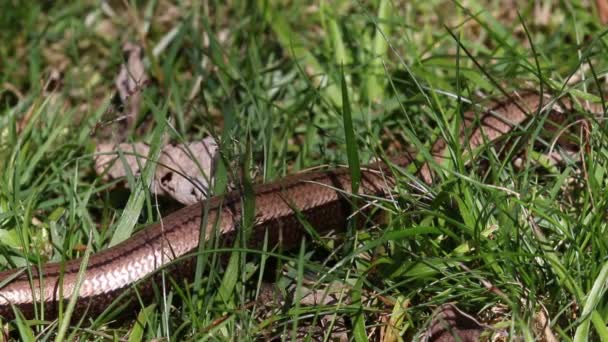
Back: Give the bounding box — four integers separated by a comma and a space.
94, 138, 219, 205
156, 137, 219, 205
297, 283, 351, 306
535, 308, 558, 342
90, 18, 119, 42
115, 42, 149, 129
253, 282, 350, 341
420, 304, 492, 342
94, 143, 150, 182
42, 69, 63, 95
534, 1, 552, 26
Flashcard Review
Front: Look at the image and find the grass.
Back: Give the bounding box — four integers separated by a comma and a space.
1, 0, 608, 340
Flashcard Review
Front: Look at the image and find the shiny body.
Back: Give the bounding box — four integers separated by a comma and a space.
0, 92, 599, 319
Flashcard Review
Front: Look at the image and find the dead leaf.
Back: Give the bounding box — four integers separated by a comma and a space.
381, 296, 410, 342
156, 137, 219, 205
115, 42, 149, 129
95, 143, 150, 181
94, 138, 219, 205
420, 304, 494, 342
256, 283, 284, 307
534, 1, 551, 26
296, 283, 351, 306
43, 69, 63, 95
535, 308, 558, 342
251, 282, 350, 341
85, 11, 119, 42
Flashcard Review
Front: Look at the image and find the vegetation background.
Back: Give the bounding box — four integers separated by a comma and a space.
1, 0, 608, 340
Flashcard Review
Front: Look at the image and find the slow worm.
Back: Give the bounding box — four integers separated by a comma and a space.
0, 91, 600, 319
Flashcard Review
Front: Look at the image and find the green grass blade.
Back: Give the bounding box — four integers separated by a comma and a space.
341, 67, 360, 193
365, 0, 390, 101
13, 309, 36, 342
255, 0, 341, 107
108, 106, 166, 246
573, 261, 608, 342
128, 304, 157, 342
54, 227, 94, 342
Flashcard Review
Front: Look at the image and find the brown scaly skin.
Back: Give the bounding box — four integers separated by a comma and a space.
0, 91, 601, 319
